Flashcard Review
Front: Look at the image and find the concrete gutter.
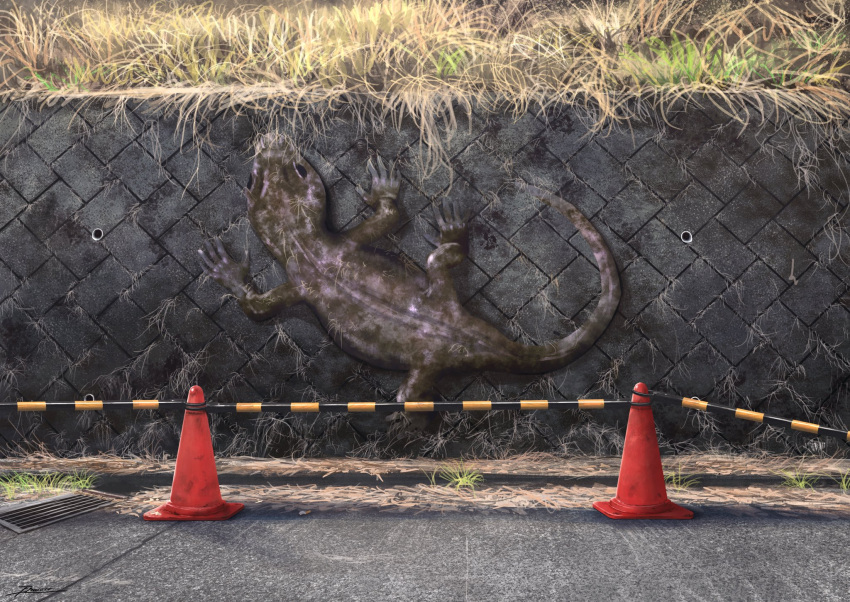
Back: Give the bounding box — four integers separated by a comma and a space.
4, 452, 850, 490
85, 471, 846, 497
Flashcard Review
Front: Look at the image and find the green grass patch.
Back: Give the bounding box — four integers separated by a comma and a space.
425, 460, 484, 491
664, 465, 701, 491
0, 470, 97, 500
619, 30, 847, 88
831, 470, 850, 493
774, 469, 822, 489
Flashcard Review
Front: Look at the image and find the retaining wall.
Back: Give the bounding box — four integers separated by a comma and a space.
0, 96, 848, 457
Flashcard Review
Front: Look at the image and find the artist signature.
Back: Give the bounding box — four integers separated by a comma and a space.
6, 585, 66, 597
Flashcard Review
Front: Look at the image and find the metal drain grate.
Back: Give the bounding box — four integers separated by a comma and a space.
0, 490, 123, 533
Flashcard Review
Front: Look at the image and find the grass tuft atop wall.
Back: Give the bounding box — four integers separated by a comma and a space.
0, 0, 849, 176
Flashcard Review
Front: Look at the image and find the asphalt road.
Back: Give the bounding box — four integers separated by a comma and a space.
0, 504, 848, 601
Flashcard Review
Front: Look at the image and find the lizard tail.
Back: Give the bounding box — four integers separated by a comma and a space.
506, 185, 621, 373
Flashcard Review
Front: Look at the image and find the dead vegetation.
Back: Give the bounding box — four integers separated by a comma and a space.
3, 448, 850, 478
3, 450, 850, 516
0, 0, 848, 181
108, 481, 850, 517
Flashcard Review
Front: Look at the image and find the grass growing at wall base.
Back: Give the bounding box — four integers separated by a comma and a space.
833, 470, 850, 492
0, 470, 97, 500
425, 460, 485, 491
665, 464, 701, 491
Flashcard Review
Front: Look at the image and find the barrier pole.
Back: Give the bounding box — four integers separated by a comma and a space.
649, 391, 850, 444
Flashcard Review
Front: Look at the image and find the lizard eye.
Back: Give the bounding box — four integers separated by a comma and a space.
293, 162, 307, 179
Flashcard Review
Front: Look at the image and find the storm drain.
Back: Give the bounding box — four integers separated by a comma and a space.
0, 490, 124, 533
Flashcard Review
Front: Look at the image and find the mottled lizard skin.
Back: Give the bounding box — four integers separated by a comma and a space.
199, 134, 621, 403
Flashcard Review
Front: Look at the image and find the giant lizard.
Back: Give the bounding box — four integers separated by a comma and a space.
198, 134, 621, 402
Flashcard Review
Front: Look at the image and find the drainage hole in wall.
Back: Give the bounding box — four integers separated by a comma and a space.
91, 228, 104, 241
681, 231, 693, 244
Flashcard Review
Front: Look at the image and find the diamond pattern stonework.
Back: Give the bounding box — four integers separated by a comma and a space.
0, 95, 845, 457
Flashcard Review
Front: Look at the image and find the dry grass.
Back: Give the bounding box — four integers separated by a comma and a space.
97, 448, 850, 515
108, 481, 850, 517
0, 0, 848, 178
4, 448, 850, 480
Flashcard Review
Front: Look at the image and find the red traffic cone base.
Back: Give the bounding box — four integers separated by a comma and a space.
144, 386, 244, 521
593, 382, 693, 520
593, 498, 693, 520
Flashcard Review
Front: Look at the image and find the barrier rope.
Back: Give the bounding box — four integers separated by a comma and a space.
648, 390, 850, 444
0, 399, 631, 413
4, 391, 846, 444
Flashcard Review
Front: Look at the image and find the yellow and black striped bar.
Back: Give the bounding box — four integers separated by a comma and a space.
16, 401, 46, 412
650, 391, 850, 444
133, 399, 162, 410
214, 400, 630, 413
0, 400, 181, 412
1, 399, 631, 413
75, 399, 103, 411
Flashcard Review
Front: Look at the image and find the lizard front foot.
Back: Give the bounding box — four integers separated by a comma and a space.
425, 198, 471, 251
355, 155, 400, 209
198, 239, 252, 299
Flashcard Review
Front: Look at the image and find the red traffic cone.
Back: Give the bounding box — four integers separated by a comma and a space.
593, 382, 693, 519
144, 386, 243, 521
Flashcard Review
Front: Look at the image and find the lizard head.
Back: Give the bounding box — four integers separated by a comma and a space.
247, 133, 327, 225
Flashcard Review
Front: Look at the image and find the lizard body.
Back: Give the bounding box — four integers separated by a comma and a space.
199, 134, 621, 402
